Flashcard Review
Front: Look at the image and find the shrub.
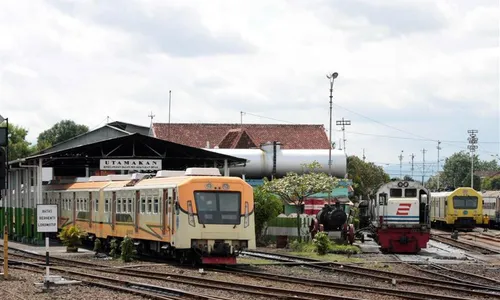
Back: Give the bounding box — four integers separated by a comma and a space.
120, 236, 136, 262
312, 232, 332, 255
109, 238, 120, 259
58, 225, 88, 252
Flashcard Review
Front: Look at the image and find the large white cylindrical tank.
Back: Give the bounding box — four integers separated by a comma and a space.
203, 147, 347, 178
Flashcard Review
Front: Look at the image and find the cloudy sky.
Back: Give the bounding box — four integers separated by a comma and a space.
0, 0, 498, 179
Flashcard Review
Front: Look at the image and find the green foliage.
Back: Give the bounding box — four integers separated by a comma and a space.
482, 175, 500, 190
437, 151, 500, 190
347, 156, 390, 199
37, 119, 89, 150
290, 239, 360, 256
262, 161, 339, 241
57, 225, 88, 251
254, 186, 283, 243
120, 236, 136, 262
109, 238, 120, 259
0, 122, 36, 161
313, 232, 332, 255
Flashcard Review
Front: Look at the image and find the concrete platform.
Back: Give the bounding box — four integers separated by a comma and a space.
0, 238, 93, 257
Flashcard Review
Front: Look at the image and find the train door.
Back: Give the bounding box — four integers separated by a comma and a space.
111, 191, 116, 231
170, 188, 177, 244
162, 188, 168, 237
134, 190, 140, 233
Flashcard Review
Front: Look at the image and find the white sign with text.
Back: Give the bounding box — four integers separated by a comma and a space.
37, 205, 58, 233
99, 159, 162, 170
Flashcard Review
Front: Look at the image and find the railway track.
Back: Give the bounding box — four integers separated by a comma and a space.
240, 250, 500, 299
1, 246, 366, 300
430, 234, 500, 255
12, 263, 223, 300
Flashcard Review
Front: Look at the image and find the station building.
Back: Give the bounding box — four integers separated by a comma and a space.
0, 120, 352, 245
0, 121, 247, 244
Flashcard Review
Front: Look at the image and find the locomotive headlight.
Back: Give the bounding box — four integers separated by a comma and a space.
187, 200, 195, 227
244, 202, 249, 228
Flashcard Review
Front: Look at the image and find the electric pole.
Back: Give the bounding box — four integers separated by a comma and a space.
468, 130, 478, 189
336, 117, 351, 154
410, 153, 415, 178
362, 149, 366, 162
148, 111, 155, 128
437, 140, 442, 190
421, 149, 427, 186
398, 150, 404, 179
168, 90, 172, 139
326, 72, 339, 204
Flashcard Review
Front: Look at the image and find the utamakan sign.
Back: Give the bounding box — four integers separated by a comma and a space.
37, 204, 58, 233
100, 159, 162, 170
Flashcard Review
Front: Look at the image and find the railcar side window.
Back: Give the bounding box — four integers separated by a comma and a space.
147, 196, 152, 214
105, 199, 109, 212
153, 197, 159, 214
379, 193, 387, 205
141, 197, 146, 213
117, 198, 122, 213
95, 199, 99, 212
128, 198, 132, 213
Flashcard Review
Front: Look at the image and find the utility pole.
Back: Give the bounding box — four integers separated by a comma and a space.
398, 150, 404, 179
362, 149, 366, 162
421, 149, 427, 186
326, 72, 339, 205
437, 140, 442, 190
468, 130, 478, 189
410, 153, 415, 178
336, 117, 351, 153
168, 90, 172, 140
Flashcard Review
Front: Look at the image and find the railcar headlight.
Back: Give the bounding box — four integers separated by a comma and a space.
187, 200, 195, 227
244, 202, 249, 228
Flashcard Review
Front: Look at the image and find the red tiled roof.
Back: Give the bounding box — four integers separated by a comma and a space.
152, 123, 330, 149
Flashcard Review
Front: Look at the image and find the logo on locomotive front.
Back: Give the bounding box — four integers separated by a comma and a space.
396, 203, 412, 216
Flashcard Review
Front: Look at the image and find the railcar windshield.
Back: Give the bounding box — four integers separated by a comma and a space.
194, 191, 241, 225
452, 196, 478, 209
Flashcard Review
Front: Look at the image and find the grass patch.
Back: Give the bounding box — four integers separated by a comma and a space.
287, 239, 363, 263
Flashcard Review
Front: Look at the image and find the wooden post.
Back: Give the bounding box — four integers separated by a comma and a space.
3, 225, 8, 279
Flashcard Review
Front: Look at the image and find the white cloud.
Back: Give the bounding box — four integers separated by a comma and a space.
0, 0, 498, 179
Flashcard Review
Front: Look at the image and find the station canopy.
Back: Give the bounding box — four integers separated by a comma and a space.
10, 133, 247, 171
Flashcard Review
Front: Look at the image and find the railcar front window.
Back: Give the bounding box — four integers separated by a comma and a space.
453, 196, 478, 209
194, 192, 241, 225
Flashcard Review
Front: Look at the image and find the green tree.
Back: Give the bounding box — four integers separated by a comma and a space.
262, 161, 339, 242
347, 156, 390, 199
254, 186, 283, 244
37, 120, 89, 150
0, 122, 36, 161
482, 175, 500, 190
403, 175, 415, 181
120, 236, 136, 262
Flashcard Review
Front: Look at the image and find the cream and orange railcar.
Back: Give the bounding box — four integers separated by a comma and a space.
42, 168, 256, 264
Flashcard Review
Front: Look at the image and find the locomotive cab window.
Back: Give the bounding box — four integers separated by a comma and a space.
452, 196, 478, 209
378, 193, 387, 205
405, 189, 417, 197
194, 191, 241, 225
390, 189, 402, 198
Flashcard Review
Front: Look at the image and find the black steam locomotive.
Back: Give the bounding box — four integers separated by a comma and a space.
309, 203, 355, 244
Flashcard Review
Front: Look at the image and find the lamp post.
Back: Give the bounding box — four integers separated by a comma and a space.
326, 72, 338, 205
467, 130, 478, 189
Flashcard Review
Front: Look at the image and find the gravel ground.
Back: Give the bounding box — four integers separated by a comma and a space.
0, 268, 146, 300
5, 245, 500, 300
